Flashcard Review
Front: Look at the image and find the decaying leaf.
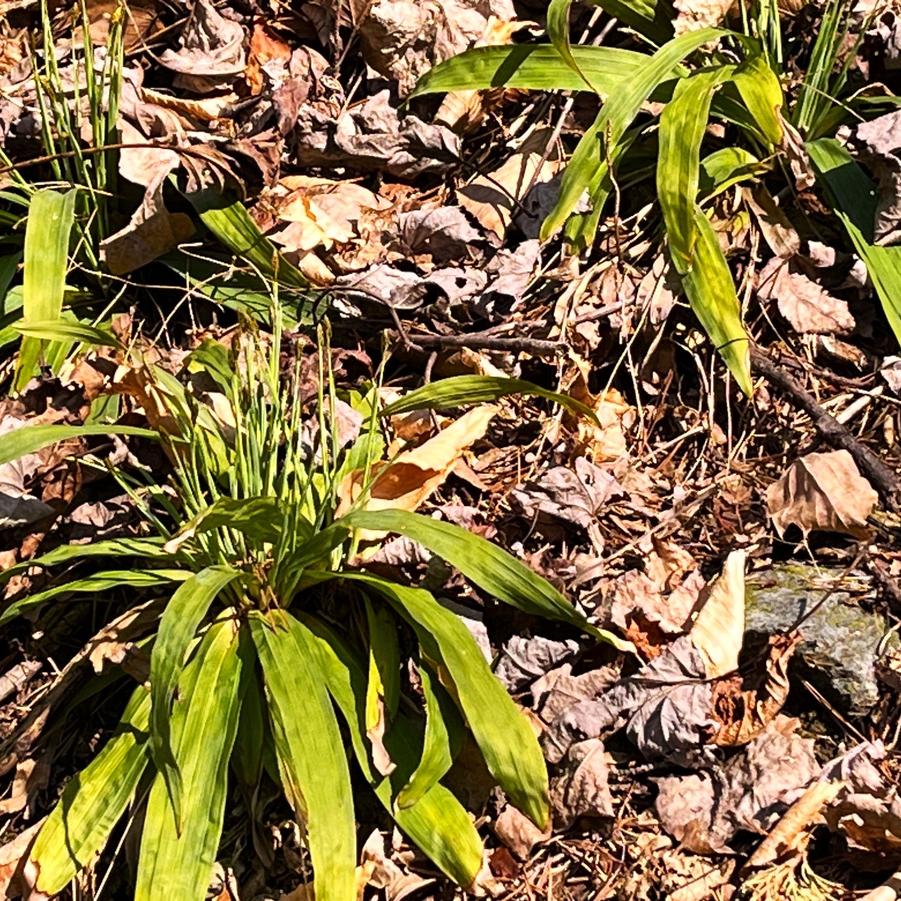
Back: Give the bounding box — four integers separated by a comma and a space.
689, 550, 745, 679
494, 804, 551, 860
655, 717, 819, 853
757, 258, 855, 336
338, 405, 496, 525
673, 0, 737, 34
550, 738, 614, 828
766, 449, 879, 538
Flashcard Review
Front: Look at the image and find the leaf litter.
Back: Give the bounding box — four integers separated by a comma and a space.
1, 0, 901, 899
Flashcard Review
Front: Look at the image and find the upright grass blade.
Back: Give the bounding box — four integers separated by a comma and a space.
0, 423, 157, 466
658, 66, 736, 272
149, 565, 241, 829
341, 509, 633, 652
30, 685, 152, 895
0, 569, 190, 625
14, 189, 76, 391
680, 208, 752, 394
251, 611, 357, 901
541, 27, 724, 241
343, 573, 550, 828
807, 138, 901, 343
136, 619, 246, 901
410, 45, 652, 97
302, 615, 485, 889
381, 374, 596, 421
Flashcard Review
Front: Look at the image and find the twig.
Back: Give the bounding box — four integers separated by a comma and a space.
0, 661, 41, 705
751, 346, 901, 509
401, 331, 563, 356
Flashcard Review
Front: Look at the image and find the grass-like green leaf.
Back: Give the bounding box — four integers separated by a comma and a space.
345, 573, 549, 828
542, 27, 724, 240
700, 147, 764, 198
396, 663, 459, 809
251, 610, 357, 901
0, 422, 157, 466
14, 188, 76, 391
0, 569, 190, 625
341, 509, 634, 652
680, 208, 752, 394
164, 497, 291, 552
302, 615, 485, 889
0, 537, 167, 588
410, 45, 652, 97
186, 193, 309, 290
807, 137, 901, 344
30, 685, 152, 895
731, 54, 784, 146
136, 619, 245, 901
14, 318, 120, 347
381, 374, 596, 422
149, 565, 241, 828
658, 66, 735, 272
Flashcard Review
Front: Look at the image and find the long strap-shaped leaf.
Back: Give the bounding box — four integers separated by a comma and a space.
149, 564, 241, 828
807, 138, 901, 345
14, 188, 76, 392
0, 422, 158, 466
136, 619, 245, 901
658, 66, 736, 273
410, 45, 652, 98
0, 569, 190, 625
250, 610, 357, 901
30, 684, 152, 895
542, 27, 724, 240
339, 573, 550, 829
341, 508, 633, 652
301, 614, 484, 889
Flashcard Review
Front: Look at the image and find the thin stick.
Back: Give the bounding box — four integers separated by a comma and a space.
751, 346, 901, 509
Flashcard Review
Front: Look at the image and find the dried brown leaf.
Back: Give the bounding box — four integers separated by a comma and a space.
766, 449, 878, 538
758, 258, 855, 335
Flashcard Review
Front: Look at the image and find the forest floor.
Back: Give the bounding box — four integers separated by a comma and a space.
2, 0, 901, 899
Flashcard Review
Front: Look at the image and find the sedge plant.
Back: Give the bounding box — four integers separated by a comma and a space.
413, 0, 901, 394
0, 319, 628, 900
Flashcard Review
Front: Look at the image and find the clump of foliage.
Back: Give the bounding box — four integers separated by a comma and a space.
0, 321, 626, 901
414, 0, 901, 392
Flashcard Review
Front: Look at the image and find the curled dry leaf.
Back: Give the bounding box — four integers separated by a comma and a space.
766, 449, 879, 538
494, 805, 551, 860
689, 550, 745, 679
550, 738, 614, 829
338, 405, 497, 536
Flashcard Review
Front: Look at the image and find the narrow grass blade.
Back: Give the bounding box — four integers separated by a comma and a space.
149, 565, 241, 829
0, 569, 190, 625
410, 45, 652, 97
14, 319, 120, 347
136, 619, 245, 901
15, 189, 76, 391
0, 537, 167, 589
548, 0, 599, 93
301, 615, 484, 889
30, 685, 151, 895
658, 66, 735, 272
381, 375, 596, 421
364, 597, 401, 733
345, 574, 549, 828
341, 509, 633, 652
396, 664, 459, 809
542, 27, 724, 240
0, 423, 157, 466
731, 54, 784, 146
251, 611, 357, 901
186, 193, 309, 290
807, 137, 901, 344
680, 208, 752, 394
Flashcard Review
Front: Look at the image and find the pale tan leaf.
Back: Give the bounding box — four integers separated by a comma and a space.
673, 0, 737, 34
689, 550, 745, 679
758, 259, 855, 335
766, 450, 878, 538
338, 406, 497, 528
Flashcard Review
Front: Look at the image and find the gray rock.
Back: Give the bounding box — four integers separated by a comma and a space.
746, 564, 890, 717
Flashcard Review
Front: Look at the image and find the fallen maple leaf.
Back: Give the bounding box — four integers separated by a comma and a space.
766, 449, 878, 538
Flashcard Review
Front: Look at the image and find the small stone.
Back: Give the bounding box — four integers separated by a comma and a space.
746, 564, 891, 717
